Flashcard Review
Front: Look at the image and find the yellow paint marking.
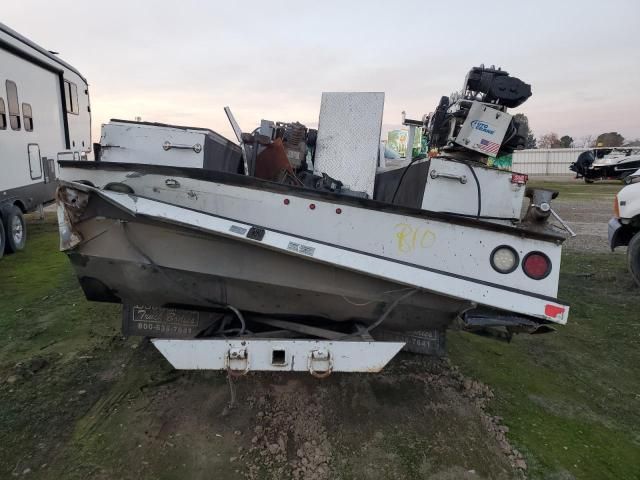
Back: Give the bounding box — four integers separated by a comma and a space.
395, 223, 436, 253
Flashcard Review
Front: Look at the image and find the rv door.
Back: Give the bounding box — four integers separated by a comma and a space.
28, 144, 42, 179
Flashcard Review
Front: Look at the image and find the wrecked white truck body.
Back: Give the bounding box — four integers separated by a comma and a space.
57, 66, 571, 375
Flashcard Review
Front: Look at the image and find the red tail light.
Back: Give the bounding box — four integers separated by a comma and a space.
511, 173, 528, 185
522, 252, 551, 280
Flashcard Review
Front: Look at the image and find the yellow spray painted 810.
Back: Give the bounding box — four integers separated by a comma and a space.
394, 223, 436, 253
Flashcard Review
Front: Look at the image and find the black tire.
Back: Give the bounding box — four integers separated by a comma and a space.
2, 205, 27, 253
0, 219, 5, 260
629, 232, 640, 288
585, 178, 595, 184
623, 175, 633, 185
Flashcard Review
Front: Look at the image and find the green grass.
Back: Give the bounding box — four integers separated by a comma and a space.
2, 205, 639, 479
0, 215, 120, 364
0, 215, 123, 477
527, 179, 623, 199
449, 252, 640, 479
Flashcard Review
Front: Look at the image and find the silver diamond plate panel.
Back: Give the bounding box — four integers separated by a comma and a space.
314, 92, 385, 197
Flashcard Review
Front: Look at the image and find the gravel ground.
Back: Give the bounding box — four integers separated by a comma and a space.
553, 198, 617, 253
233, 358, 525, 480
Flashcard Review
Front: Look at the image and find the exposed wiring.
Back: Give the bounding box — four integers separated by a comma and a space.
502, 122, 517, 145
340, 296, 375, 307
461, 161, 482, 219
224, 370, 237, 414
122, 221, 247, 335
437, 211, 515, 221
364, 289, 418, 335
390, 156, 425, 204
226, 305, 247, 335
337, 289, 418, 340
340, 287, 416, 307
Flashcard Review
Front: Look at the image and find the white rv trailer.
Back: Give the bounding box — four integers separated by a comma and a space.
0, 22, 90, 257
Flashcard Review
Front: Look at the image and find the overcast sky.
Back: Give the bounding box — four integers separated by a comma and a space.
4, 0, 640, 144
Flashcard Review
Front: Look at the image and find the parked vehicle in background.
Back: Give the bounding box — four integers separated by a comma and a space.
570, 147, 640, 184
609, 168, 640, 286
0, 22, 91, 258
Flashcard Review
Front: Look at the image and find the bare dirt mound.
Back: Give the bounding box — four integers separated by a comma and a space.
48, 342, 525, 480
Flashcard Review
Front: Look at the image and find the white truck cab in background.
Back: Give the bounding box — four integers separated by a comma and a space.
609, 168, 640, 285
0, 22, 91, 258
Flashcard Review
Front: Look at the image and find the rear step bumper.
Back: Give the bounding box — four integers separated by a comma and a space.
152, 339, 405, 375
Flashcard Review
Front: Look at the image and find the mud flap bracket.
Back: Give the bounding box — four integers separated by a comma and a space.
308, 349, 332, 378
225, 347, 249, 375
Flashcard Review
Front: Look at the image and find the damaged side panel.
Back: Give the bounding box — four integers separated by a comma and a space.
56, 186, 89, 251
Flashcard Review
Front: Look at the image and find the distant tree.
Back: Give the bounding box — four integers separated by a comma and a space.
579, 135, 596, 148
560, 135, 574, 148
624, 138, 640, 147
596, 132, 624, 147
526, 132, 537, 149
538, 132, 562, 149
512, 113, 536, 149
512, 113, 529, 132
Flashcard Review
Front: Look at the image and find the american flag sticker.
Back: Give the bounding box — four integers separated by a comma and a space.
478, 138, 500, 156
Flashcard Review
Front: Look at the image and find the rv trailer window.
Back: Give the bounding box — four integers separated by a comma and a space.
64, 82, 71, 112
6, 80, 21, 130
64, 80, 79, 114
0, 98, 6, 130
70, 82, 78, 113
23, 103, 33, 131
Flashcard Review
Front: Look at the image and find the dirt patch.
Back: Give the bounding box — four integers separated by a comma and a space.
4, 343, 525, 480
8, 185, 634, 479
227, 357, 524, 480
242, 379, 332, 479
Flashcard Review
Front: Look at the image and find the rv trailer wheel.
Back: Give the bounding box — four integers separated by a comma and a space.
628, 232, 640, 287
2, 206, 26, 253
0, 220, 5, 259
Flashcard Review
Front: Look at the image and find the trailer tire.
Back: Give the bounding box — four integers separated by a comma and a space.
0, 220, 5, 259
2, 205, 27, 253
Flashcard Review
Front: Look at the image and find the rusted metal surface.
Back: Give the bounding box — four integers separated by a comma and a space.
255, 138, 296, 182
56, 186, 88, 251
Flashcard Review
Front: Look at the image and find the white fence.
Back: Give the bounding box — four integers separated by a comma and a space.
512, 148, 585, 176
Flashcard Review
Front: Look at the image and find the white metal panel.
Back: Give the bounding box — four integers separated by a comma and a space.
314, 92, 384, 198
455, 102, 511, 157
0, 48, 64, 192
100, 122, 206, 167
0, 23, 91, 199
152, 339, 405, 372
59, 166, 564, 300
64, 69, 92, 160
73, 186, 569, 324
422, 157, 525, 219
618, 181, 640, 219
512, 148, 586, 176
